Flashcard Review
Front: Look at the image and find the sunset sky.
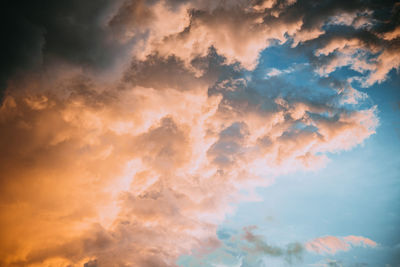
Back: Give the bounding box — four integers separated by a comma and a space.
1, 0, 399, 266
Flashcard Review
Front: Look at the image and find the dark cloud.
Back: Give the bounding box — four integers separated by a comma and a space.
84, 259, 98, 267
0, 0, 130, 94
2, 0, 398, 95
124, 54, 207, 91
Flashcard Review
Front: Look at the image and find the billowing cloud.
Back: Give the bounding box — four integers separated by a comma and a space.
0, 53, 378, 266
0, 0, 396, 266
305, 235, 377, 255
2, 0, 399, 89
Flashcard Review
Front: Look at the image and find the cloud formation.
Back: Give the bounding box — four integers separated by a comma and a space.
2, 0, 399, 91
179, 226, 304, 266
0, 52, 377, 266
305, 235, 377, 255
0, 0, 396, 266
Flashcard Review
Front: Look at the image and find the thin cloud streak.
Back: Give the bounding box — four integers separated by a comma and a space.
305, 235, 377, 255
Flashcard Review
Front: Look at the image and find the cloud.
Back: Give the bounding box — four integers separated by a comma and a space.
311, 259, 344, 267
2, 0, 398, 91
0, 0, 394, 266
180, 226, 304, 266
0, 0, 136, 91
0, 53, 378, 266
306, 235, 377, 255
241, 226, 304, 264
342, 235, 378, 248
382, 26, 400, 41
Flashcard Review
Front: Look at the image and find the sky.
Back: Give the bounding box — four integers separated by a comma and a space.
0, 0, 399, 266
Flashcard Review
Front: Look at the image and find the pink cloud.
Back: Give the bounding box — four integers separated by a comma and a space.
306, 235, 377, 255
343, 235, 378, 248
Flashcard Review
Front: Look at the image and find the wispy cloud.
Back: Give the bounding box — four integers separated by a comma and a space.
306, 235, 377, 255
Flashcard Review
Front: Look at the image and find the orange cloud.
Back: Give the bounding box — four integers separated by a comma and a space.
0, 0, 389, 265
0, 59, 378, 265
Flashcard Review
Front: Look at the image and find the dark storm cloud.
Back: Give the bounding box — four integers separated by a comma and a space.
0, 0, 128, 94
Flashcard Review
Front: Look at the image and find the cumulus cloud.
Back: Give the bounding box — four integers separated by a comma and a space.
305, 235, 377, 255
2, 0, 399, 89
0, 54, 378, 266
0, 0, 395, 266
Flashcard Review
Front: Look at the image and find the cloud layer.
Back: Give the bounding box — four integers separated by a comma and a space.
0, 0, 397, 266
